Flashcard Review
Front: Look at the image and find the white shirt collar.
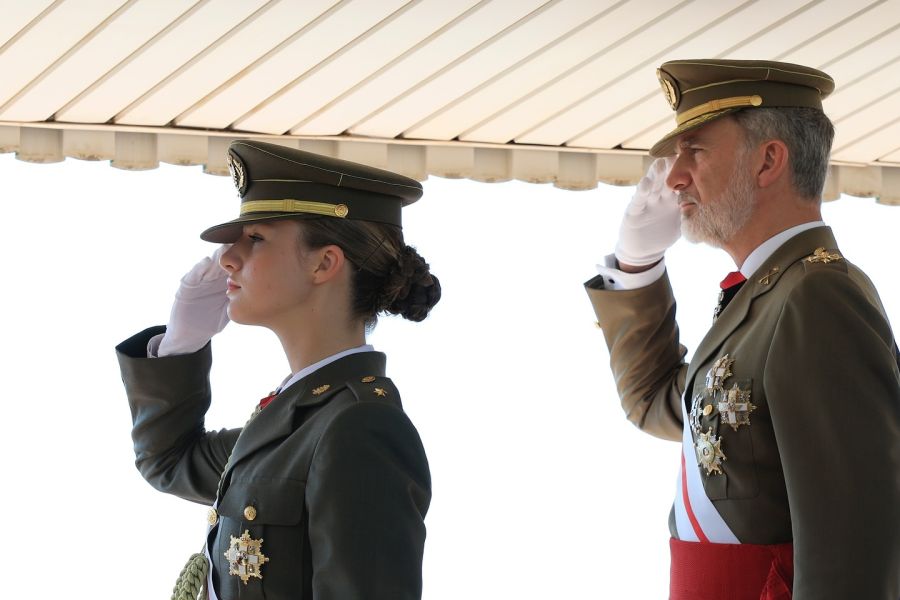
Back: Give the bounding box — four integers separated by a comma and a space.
277, 344, 375, 393
739, 221, 825, 279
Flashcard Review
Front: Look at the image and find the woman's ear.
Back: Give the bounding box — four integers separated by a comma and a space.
756, 139, 789, 189
311, 244, 346, 284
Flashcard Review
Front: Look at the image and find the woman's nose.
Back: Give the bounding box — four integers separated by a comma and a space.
219, 244, 238, 272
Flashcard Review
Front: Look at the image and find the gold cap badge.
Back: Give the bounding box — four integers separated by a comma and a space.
657, 68, 680, 110
226, 152, 247, 196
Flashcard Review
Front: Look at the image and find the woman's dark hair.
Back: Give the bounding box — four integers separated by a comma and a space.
299, 218, 441, 328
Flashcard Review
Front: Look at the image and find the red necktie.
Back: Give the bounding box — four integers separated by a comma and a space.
258, 392, 277, 410
720, 271, 747, 289
714, 271, 747, 321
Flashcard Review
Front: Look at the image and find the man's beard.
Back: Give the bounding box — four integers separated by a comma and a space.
680, 152, 756, 248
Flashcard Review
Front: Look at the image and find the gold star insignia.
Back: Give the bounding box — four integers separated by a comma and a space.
312, 384, 330, 395
373, 387, 388, 397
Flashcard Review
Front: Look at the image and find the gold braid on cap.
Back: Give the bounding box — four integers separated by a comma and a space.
676, 95, 763, 125
240, 199, 349, 218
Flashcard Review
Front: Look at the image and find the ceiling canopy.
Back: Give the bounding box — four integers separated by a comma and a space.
1, 0, 899, 202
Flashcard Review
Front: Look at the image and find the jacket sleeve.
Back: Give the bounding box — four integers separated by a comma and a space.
116, 326, 241, 505
306, 400, 431, 600
765, 269, 900, 600
585, 271, 688, 441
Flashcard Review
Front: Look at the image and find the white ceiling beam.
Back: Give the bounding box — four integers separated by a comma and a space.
238, 0, 480, 135
177, 0, 408, 130
117, 0, 339, 126
55, 0, 268, 123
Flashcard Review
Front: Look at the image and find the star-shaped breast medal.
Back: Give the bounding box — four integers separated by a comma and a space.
695, 429, 726, 476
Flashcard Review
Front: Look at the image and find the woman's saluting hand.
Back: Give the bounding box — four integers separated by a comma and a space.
158, 245, 231, 356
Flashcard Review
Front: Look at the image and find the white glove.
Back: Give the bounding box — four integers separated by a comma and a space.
614, 157, 680, 267
157, 245, 231, 356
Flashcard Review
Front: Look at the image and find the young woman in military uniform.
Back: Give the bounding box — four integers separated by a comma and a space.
116, 140, 440, 600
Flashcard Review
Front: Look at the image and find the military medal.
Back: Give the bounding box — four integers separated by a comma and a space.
689, 393, 706, 434
224, 530, 269, 585
718, 383, 756, 432
695, 429, 726, 475
713, 289, 726, 321
705, 354, 734, 391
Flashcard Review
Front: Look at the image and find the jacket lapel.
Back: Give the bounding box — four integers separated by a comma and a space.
223, 351, 387, 472
684, 226, 839, 396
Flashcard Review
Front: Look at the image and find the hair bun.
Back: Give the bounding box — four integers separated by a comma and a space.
380, 245, 441, 322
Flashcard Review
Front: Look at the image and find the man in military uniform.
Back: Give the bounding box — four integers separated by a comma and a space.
586, 59, 900, 599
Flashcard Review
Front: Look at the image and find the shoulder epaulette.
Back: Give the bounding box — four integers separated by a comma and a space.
346, 375, 401, 407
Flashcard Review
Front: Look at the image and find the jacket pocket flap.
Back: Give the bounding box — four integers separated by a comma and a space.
218, 478, 306, 525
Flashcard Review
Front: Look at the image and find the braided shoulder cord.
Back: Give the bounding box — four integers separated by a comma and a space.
171, 552, 209, 600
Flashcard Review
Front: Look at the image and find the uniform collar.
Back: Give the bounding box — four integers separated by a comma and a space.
277, 344, 374, 393
739, 220, 825, 279
684, 225, 838, 399
225, 350, 388, 472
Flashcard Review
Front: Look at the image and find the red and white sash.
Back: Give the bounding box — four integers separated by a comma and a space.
674, 400, 739, 543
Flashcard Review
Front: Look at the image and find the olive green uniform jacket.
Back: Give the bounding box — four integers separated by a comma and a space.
116, 326, 431, 600
585, 227, 900, 600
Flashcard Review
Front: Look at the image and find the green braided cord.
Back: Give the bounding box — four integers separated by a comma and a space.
171, 553, 209, 600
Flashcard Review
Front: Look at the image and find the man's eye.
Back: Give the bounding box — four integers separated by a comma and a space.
248, 233, 263, 243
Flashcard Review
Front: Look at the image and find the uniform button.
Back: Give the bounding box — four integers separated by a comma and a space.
244, 505, 257, 521
207, 508, 218, 526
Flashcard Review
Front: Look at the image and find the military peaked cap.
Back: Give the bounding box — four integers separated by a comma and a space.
650, 59, 835, 157
201, 140, 423, 243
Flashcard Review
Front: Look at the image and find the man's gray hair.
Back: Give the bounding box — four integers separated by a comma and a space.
732, 107, 834, 200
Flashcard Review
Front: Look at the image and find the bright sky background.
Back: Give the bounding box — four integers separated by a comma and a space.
2, 152, 898, 599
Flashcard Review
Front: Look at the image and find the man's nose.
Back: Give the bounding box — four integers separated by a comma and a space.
666, 157, 689, 192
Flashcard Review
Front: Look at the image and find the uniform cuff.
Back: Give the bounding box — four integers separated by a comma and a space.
594, 253, 666, 290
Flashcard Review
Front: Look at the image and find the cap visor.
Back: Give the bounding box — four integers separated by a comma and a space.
649, 108, 738, 157
200, 213, 316, 243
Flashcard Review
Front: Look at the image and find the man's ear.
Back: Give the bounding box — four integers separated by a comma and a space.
311, 244, 346, 284
756, 139, 789, 189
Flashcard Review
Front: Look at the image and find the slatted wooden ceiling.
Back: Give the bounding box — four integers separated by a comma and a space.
1, 0, 899, 201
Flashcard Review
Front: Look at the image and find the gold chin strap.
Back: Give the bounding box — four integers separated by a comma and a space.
240, 199, 349, 218
676, 95, 763, 126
